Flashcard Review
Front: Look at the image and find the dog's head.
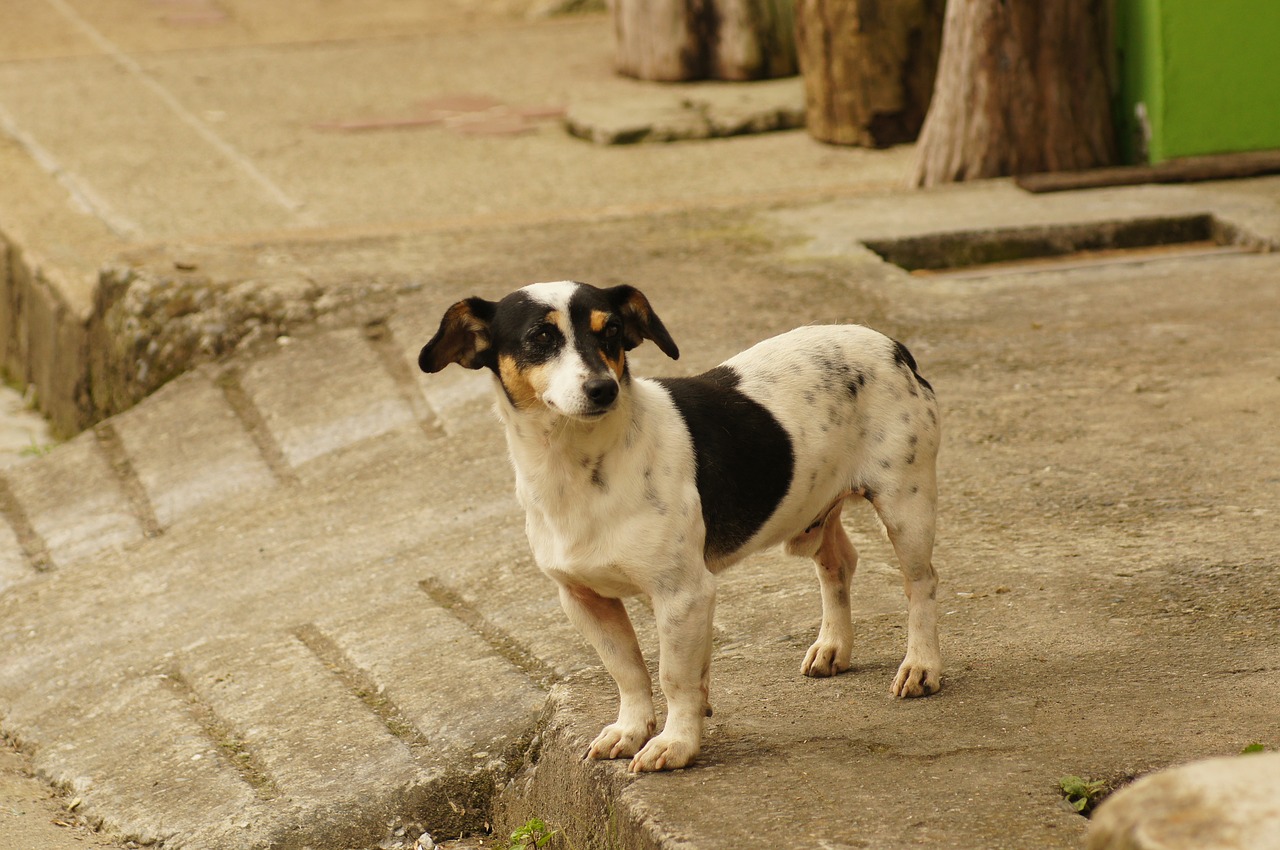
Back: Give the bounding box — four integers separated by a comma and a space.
419, 281, 679, 419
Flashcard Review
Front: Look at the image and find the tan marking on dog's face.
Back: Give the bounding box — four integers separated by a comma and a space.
602, 347, 625, 381
498, 353, 550, 411
589, 309, 626, 380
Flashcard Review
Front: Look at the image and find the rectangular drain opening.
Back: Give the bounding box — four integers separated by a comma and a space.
864, 214, 1269, 279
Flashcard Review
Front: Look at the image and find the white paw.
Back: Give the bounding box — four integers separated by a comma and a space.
891, 657, 942, 698
585, 720, 654, 761
628, 731, 699, 772
801, 638, 851, 678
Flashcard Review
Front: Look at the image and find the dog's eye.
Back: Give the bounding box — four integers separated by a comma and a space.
603, 321, 621, 340
529, 326, 558, 347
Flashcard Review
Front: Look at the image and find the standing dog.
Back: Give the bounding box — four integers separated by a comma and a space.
420, 281, 942, 772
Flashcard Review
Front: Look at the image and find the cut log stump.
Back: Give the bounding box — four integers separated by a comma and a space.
612, 0, 798, 82
794, 0, 944, 147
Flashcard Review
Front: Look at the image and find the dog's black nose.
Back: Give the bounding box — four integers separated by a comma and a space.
584, 377, 618, 408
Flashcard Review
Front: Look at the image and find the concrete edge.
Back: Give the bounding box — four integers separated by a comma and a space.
492, 678, 694, 850
0, 230, 92, 438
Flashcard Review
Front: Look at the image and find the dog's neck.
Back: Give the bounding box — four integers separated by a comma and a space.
492, 375, 636, 474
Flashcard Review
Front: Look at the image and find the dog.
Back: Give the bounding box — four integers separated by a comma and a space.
419, 281, 942, 772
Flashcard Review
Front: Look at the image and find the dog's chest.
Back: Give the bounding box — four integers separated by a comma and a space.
505, 395, 700, 593
516, 447, 684, 567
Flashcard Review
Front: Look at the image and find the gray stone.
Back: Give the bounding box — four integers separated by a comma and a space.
1089, 754, 1280, 850
565, 77, 805, 145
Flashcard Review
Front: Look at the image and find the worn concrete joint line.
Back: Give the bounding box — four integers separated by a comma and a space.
93, 422, 162, 538
159, 668, 281, 801
291, 623, 430, 749
0, 476, 52, 572
362, 320, 447, 438
0, 101, 143, 239
41, 0, 304, 215
418, 577, 559, 689
217, 368, 300, 487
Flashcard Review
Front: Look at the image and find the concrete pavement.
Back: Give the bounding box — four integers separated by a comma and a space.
2, 3, 1279, 850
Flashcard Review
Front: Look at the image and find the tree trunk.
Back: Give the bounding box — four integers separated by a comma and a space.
910, 0, 1117, 186
795, 0, 944, 147
612, 0, 797, 81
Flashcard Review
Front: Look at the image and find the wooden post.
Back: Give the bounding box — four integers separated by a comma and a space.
612, 0, 798, 82
794, 0, 944, 147
910, 0, 1117, 185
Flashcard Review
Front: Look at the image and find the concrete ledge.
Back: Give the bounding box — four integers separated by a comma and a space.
1088, 753, 1280, 850
0, 234, 92, 438
494, 680, 690, 850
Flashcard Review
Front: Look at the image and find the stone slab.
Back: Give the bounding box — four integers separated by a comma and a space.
314, 602, 547, 761
177, 632, 427, 849
565, 77, 806, 145
241, 328, 416, 469
3, 429, 141, 568
26, 675, 267, 848
111, 369, 275, 529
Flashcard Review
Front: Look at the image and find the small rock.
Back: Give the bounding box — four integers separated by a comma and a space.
1088, 752, 1280, 850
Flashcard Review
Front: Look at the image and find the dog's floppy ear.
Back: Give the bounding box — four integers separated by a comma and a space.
419, 297, 497, 372
606, 285, 679, 360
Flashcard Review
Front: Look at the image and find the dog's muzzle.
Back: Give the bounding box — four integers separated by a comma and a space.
583, 377, 619, 411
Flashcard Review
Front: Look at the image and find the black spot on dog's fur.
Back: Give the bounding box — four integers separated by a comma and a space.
846, 369, 867, 399
589, 457, 607, 490
657, 365, 794, 559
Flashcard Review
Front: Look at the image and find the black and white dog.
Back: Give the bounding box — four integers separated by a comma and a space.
420, 281, 942, 772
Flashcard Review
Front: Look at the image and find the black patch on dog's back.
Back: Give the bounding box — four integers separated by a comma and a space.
657, 366, 794, 560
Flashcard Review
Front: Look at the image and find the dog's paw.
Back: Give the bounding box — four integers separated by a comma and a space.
628, 732, 699, 772
890, 657, 942, 698
585, 721, 654, 761
801, 638, 851, 678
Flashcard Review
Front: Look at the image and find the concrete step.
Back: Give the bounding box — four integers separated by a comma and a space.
239, 328, 422, 471
26, 674, 268, 848
0, 364, 559, 848
175, 631, 430, 848
2, 429, 142, 569
110, 368, 277, 530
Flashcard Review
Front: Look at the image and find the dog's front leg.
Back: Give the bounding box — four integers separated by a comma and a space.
558, 583, 657, 760
629, 571, 716, 772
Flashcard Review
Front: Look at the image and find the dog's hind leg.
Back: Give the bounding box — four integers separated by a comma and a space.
558, 584, 657, 760
873, 480, 943, 698
797, 500, 858, 678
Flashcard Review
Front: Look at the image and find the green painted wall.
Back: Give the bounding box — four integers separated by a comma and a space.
1114, 0, 1280, 163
